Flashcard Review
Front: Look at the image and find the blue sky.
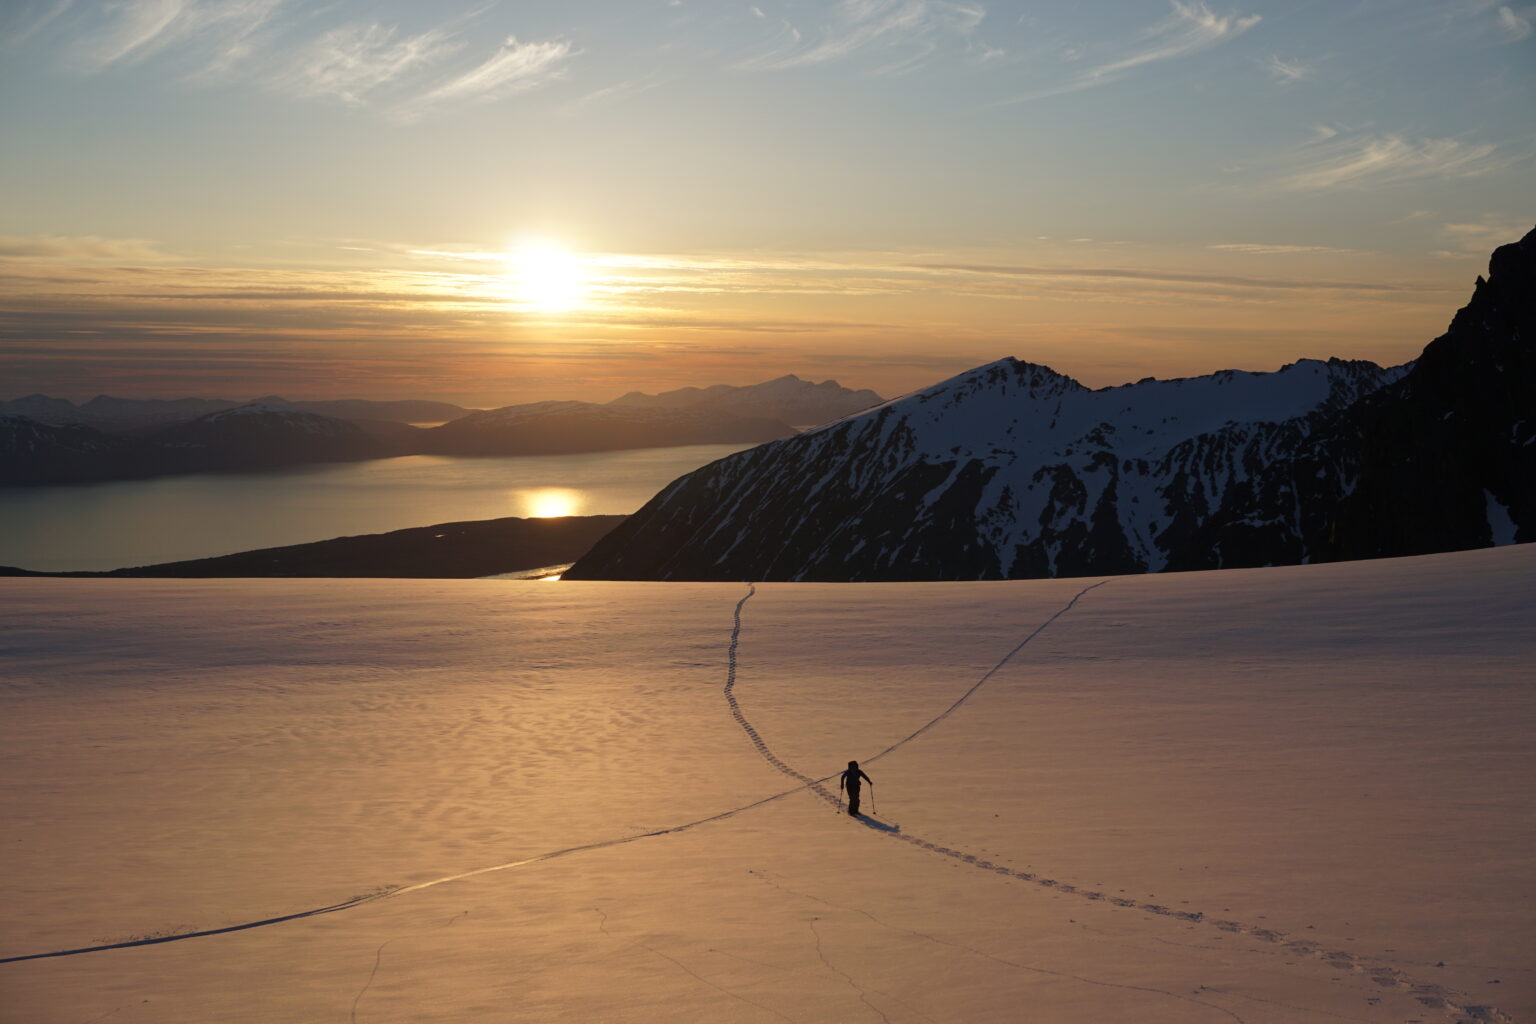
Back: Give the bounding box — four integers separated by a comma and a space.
0, 0, 1531, 403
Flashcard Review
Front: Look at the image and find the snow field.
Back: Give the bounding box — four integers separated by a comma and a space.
1, 546, 1532, 1022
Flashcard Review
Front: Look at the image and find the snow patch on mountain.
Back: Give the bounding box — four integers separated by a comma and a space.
568, 356, 1409, 581
1485, 489, 1518, 545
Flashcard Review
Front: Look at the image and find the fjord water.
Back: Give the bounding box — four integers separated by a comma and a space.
0, 444, 754, 572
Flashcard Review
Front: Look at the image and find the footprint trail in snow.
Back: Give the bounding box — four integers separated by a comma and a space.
721, 581, 1514, 1024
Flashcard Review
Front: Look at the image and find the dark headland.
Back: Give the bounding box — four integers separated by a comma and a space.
0, 514, 626, 579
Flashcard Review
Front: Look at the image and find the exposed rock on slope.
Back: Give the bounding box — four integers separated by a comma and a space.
568, 227, 1534, 581
1324, 227, 1535, 560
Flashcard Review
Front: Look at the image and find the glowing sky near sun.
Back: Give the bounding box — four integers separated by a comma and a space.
0, 1, 1530, 404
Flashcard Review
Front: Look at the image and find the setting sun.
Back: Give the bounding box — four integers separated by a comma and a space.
522, 486, 583, 518
507, 243, 586, 311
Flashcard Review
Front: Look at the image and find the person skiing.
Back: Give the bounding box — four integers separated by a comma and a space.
839, 760, 872, 816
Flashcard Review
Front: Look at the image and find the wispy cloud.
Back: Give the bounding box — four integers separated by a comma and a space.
1088, 1, 1259, 80
1006, 1, 1260, 102
1262, 133, 1510, 191
560, 73, 668, 113
910, 261, 1433, 295
397, 35, 573, 118
1209, 242, 1363, 255
80, 0, 192, 67
0, 242, 1464, 402
740, 0, 985, 73
40, 3, 572, 118
0, 0, 80, 48
281, 23, 461, 105
75, 0, 284, 72
186, 0, 291, 77
1433, 215, 1531, 256
1497, 5, 1533, 39
1261, 53, 1311, 84
0, 234, 170, 262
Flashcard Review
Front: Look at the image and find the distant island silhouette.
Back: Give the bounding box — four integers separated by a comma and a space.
0, 515, 626, 579
0, 376, 882, 487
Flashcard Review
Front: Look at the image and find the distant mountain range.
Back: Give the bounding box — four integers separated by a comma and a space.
608, 374, 882, 424
0, 375, 882, 486
567, 225, 1534, 581
423, 402, 795, 456
0, 406, 393, 486
0, 394, 474, 433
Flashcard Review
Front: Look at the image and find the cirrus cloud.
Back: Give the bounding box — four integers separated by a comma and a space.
739, 0, 985, 74
0, 235, 171, 262
394, 35, 575, 120
279, 22, 462, 105
1261, 133, 1510, 192
1260, 54, 1311, 84
1497, 5, 1532, 40
1004, 0, 1260, 103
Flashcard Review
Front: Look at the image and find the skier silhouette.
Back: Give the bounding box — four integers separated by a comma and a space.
839, 760, 872, 816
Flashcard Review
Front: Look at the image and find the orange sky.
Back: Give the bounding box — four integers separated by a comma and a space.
1, 1, 1529, 405
0, 238, 1500, 404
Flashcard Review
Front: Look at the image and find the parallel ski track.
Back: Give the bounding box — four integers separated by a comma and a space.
721, 582, 1513, 1024
1, 582, 1520, 1024
0, 783, 811, 964
0, 577, 1102, 966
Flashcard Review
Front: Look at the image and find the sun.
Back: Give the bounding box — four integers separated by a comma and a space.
522, 487, 583, 518
506, 242, 587, 311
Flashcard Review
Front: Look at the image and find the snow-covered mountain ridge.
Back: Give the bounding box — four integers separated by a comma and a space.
568, 226, 1534, 581
817, 356, 1403, 464
569, 357, 1404, 580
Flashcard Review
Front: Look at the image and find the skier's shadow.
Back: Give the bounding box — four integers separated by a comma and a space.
854, 815, 900, 834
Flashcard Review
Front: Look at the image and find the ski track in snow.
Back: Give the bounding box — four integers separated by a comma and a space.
0, 782, 819, 964
2, 577, 1095, 967
751, 869, 1249, 1024
593, 907, 799, 1024
861, 578, 1110, 765
807, 916, 903, 1024
349, 910, 468, 1024
722, 583, 1514, 1024
0, 582, 1522, 1024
